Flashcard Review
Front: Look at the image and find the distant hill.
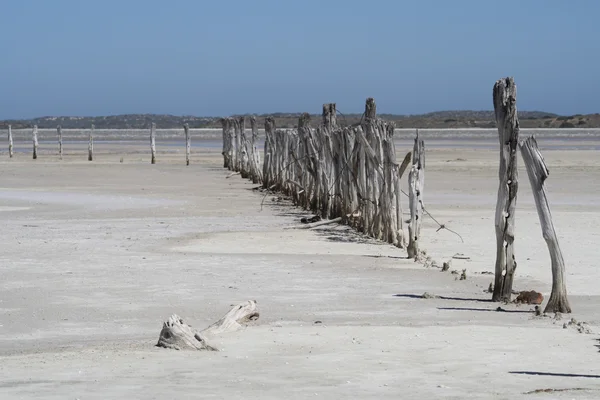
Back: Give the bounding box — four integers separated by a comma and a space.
2, 111, 599, 129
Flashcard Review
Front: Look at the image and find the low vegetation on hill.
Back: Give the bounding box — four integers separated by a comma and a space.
2, 111, 599, 129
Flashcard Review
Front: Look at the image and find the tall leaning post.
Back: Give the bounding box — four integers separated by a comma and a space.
492, 77, 519, 302
520, 136, 571, 313
88, 124, 94, 161
58, 125, 63, 159
32, 125, 39, 160
150, 122, 156, 164
8, 124, 13, 158
184, 123, 191, 166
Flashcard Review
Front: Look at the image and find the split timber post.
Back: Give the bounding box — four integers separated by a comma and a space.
249, 116, 262, 183
407, 129, 425, 259
8, 125, 13, 158
492, 77, 519, 302
88, 124, 94, 161
238, 116, 248, 177
262, 117, 275, 189
184, 123, 190, 166
150, 122, 156, 164
32, 125, 38, 160
520, 136, 571, 313
221, 118, 231, 169
57, 125, 63, 159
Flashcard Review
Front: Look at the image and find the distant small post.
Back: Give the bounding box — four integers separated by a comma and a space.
88, 124, 94, 161
150, 122, 156, 164
184, 123, 190, 166
8, 124, 13, 158
32, 125, 39, 159
58, 125, 63, 159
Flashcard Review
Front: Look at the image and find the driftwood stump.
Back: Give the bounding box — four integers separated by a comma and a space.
157, 300, 259, 351
184, 123, 190, 166
88, 124, 94, 161
150, 122, 156, 164
520, 136, 571, 313
8, 124, 13, 158
32, 125, 38, 160
57, 125, 63, 159
492, 77, 519, 302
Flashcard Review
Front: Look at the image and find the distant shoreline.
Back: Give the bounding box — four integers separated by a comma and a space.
2, 111, 599, 129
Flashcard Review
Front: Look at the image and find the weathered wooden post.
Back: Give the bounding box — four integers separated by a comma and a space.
263, 117, 275, 189
8, 124, 13, 158
32, 125, 38, 160
221, 118, 230, 169
492, 77, 519, 302
184, 123, 190, 166
520, 136, 571, 313
57, 125, 63, 159
88, 124, 94, 161
150, 122, 156, 164
407, 130, 424, 259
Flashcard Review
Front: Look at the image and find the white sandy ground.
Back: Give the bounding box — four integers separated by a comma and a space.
1, 142, 600, 399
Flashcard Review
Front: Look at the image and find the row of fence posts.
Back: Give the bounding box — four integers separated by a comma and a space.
4, 123, 195, 164
221, 84, 571, 314
221, 116, 262, 184
221, 98, 422, 253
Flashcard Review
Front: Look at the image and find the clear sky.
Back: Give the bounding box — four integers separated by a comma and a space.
1, 0, 598, 119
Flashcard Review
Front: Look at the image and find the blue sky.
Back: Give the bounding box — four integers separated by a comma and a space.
1, 0, 598, 118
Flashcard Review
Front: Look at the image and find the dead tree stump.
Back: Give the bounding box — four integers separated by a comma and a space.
492, 77, 520, 303
32, 125, 38, 160
520, 136, 571, 313
8, 124, 13, 158
150, 122, 156, 164
157, 300, 259, 351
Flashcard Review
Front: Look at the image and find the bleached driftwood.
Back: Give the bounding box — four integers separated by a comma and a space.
407, 131, 425, 259
32, 125, 38, 160
184, 123, 190, 166
492, 77, 520, 302
202, 300, 260, 337
88, 124, 94, 161
284, 216, 343, 230
57, 125, 63, 159
157, 300, 259, 351
520, 136, 571, 313
150, 122, 156, 164
8, 124, 13, 158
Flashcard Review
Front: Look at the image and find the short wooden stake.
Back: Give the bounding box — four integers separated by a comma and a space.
88, 124, 94, 161
184, 123, 190, 166
150, 122, 156, 164
8, 124, 13, 158
32, 125, 38, 160
57, 125, 63, 159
